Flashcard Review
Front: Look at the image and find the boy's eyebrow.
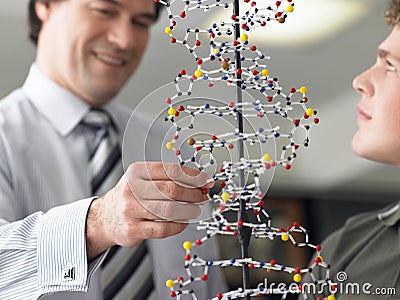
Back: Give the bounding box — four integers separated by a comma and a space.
97, 0, 157, 21
378, 48, 400, 62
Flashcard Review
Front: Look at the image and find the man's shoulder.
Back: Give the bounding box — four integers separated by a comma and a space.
0, 88, 26, 109
0, 88, 30, 124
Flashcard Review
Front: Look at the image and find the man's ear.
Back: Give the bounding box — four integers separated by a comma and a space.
35, 1, 51, 22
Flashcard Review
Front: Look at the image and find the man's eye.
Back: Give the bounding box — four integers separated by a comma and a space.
93, 7, 116, 16
132, 21, 151, 29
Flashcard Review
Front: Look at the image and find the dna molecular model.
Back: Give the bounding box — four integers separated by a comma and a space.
152, 0, 337, 299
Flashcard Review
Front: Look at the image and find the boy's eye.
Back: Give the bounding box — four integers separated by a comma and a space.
386, 61, 397, 72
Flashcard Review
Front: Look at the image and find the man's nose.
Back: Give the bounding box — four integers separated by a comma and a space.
107, 21, 136, 50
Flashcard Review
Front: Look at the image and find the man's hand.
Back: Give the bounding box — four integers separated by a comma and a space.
86, 162, 213, 259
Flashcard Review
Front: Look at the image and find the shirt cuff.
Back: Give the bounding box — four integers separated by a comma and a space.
37, 197, 98, 293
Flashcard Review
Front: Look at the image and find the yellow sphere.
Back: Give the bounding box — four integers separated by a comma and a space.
221, 192, 230, 202
194, 69, 203, 78
165, 27, 172, 35
183, 241, 193, 250
240, 33, 248, 42
306, 108, 314, 116
327, 296, 335, 300
281, 234, 289, 241
168, 107, 177, 116
166, 142, 174, 150
286, 5, 294, 13
263, 154, 271, 162
299, 86, 307, 94
316, 255, 323, 262
166, 279, 174, 288
293, 274, 302, 283
261, 69, 269, 77
214, 48, 220, 54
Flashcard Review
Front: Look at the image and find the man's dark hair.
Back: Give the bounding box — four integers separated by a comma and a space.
28, 0, 163, 45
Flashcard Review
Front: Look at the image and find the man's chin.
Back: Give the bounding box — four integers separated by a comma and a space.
83, 90, 120, 107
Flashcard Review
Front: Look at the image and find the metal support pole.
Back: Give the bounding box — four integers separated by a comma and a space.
233, 0, 252, 298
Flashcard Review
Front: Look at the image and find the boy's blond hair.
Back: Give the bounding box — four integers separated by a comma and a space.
386, 0, 400, 27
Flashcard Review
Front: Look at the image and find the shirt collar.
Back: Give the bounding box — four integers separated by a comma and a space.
21, 64, 119, 137
377, 201, 400, 227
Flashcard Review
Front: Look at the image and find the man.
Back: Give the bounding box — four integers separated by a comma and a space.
301, 0, 400, 299
0, 0, 226, 299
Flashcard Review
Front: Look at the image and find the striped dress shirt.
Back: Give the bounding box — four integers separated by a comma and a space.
0, 64, 227, 300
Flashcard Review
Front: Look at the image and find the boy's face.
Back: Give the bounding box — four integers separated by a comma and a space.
36, 0, 156, 106
352, 25, 400, 166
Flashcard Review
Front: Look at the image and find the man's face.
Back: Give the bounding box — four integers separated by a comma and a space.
352, 25, 400, 166
36, 0, 156, 106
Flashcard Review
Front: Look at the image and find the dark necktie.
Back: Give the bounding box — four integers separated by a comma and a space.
82, 108, 154, 300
